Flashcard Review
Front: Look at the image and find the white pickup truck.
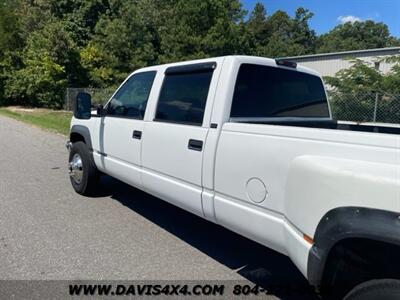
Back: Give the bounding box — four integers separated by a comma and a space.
67, 56, 400, 300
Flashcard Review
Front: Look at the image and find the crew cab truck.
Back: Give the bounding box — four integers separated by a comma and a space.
67, 56, 400, 300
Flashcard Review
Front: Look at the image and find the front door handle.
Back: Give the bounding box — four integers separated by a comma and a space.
132, 130, 142, 140
188, 139, 203, 151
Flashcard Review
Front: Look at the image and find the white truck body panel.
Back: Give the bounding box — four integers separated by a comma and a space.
213, 122, 400, 275
141, 122, 208, 217
287, 155, 400, 236
70, 55, 400, 281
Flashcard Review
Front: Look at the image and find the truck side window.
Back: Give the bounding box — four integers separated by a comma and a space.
155, 70, 213, 126
107, 71, 156, 119
231, 64, 329, 118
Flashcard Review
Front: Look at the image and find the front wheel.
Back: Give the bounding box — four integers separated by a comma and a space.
344, 279, 400, 300
68, 141, 99, 195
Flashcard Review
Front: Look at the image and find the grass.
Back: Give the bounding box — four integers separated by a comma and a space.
0, 107, 72, 136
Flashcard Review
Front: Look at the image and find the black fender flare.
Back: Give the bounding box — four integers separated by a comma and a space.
70, 125, 93, 151
307, 206, 400, 287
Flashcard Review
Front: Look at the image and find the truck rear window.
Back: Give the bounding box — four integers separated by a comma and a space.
230, 64, 329, 118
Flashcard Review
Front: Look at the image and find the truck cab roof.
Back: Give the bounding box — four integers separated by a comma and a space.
135, 55, 322, 78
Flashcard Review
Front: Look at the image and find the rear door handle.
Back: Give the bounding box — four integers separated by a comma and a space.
132, 130, 142, 140
188, 139, 203, 151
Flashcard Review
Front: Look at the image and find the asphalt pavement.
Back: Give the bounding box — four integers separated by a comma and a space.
0, 115, 318, 299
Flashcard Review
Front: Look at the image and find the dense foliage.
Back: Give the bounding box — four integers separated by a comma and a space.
325, 57, 400, 123
0, 0, 399, 108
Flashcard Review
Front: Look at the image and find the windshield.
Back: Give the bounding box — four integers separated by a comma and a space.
230, 64, 329, 119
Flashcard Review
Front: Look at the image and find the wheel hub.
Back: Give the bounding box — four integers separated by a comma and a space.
68, 153, 83, 184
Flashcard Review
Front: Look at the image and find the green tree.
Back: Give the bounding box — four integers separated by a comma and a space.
383, 56, 400, 93
246, 5, 316, 57
89, 0, 161, 84
290, 8, 316, 55
0, 1, 399, 109
0, 0, 23, 53
47, 0, 110, 45
246, 3, 269, 56
0, 0, 24, 104
80, 44, 114, 86
158, 0, 247, 62
5, 55, 67, 108
325, 58, 400, 123
5, 22, 84, 107
317, 20, 400, 53
262, 10, 292, 57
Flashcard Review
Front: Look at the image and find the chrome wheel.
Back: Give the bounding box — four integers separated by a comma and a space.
68, 153, 83, 184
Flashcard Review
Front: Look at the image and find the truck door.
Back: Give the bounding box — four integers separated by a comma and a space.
96, 71, 157, 188
141, 62, 218, 217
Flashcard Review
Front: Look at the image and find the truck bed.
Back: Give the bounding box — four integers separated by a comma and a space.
230, 118, 400, 135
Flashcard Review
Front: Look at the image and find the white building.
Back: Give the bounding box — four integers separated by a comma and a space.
284, 46, 400, 77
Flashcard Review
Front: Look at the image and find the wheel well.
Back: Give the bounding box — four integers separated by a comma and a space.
70, 132, 86, 144
321, 238, 400, 297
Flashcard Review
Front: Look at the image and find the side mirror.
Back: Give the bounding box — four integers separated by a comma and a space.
74, 92, 92, 119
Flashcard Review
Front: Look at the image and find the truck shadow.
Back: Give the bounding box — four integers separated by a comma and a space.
96, 175, 318, 300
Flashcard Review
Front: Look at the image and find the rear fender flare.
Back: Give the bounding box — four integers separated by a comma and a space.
307, 206, 400, 286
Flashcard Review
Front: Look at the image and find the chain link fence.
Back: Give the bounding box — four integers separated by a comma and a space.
328, 90, 400, 124
65, 88, 400, 125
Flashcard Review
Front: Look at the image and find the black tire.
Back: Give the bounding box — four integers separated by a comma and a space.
68, 141, 99, 195
344, 279, 400, 300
